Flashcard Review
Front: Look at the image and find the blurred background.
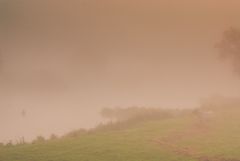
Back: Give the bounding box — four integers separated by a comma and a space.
0, 0, 240, 143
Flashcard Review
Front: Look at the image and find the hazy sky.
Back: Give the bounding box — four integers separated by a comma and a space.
1, 0, 240, 142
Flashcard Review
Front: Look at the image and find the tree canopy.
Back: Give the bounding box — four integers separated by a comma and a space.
217, 28, 240, 74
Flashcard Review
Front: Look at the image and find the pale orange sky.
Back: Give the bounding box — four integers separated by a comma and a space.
0, 0, 240, 142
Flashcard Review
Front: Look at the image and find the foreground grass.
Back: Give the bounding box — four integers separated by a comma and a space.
173, 107, 240, 160
0, 117, 196, 161
0, 107, 240, 161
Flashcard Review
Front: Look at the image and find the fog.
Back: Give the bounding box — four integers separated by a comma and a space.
1, 0, 240, 143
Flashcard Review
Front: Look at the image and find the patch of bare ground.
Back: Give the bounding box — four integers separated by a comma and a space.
153, 139, 240, 161
152, 121, 240, 161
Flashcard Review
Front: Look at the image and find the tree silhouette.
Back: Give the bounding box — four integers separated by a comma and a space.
216, 28, 240, 74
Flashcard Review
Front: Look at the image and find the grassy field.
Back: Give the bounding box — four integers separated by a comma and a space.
0, 106, 240, 161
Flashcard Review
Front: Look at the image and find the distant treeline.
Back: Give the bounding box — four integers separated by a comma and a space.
0, 107, 190, 147
100, 107, 190, 122
1, 101, 240, 147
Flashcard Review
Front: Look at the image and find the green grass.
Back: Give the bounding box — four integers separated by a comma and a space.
0, 107, 240, 161
174, 107, 240, 160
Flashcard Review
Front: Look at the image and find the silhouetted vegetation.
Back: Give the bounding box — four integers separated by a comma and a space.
16, 137, 25, 145
94, 107, 190, 132
62, 129, 87, 138
1, 103, 240, 161
216, 27, 240, 74
101, 107, 188, 122
50, 134, 58, 140
32, 136, 46, 144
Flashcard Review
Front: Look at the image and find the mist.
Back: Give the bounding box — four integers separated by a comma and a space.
1, 0, 240, 143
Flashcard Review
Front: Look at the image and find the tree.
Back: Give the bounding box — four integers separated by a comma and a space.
32, 136, 45, 144
50, 134, 58, 140
216, 28, 240, 74
100, 108, 116, 120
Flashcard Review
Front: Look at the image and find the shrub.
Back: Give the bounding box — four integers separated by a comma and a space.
32, 136, 45, 144
50, 134, 58, 140
62, 129, 87, 138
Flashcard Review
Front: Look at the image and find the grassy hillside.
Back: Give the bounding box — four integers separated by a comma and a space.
0, 106, 240, 161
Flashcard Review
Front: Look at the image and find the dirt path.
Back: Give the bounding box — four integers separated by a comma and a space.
153, 139, 229, 161
152, 121, 240, 161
